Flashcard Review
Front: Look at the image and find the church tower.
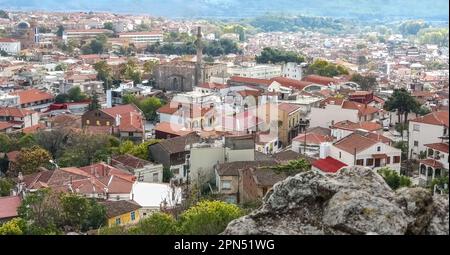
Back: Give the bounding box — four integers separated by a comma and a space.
195, 26, 203, 87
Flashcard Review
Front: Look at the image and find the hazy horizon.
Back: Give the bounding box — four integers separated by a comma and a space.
1, 0, 449, 21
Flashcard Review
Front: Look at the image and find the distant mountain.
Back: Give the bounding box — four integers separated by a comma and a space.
1, 0, 449, 21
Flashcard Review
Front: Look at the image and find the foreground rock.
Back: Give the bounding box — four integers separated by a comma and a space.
223, 167, 449, 235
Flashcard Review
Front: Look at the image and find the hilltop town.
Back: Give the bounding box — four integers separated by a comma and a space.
0, 9, 448, 235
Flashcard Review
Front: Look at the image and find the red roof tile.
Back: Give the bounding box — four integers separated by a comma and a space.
420, 159, 444, 169
303, 75, 338, 86
229, 76, 272, 86
0, 196, 21, 219
410, 111, 449, 127
332, 120, 382, 132
0, 107, 36, 117
312, 157, 347, 173
293, 133, 333, 145
278, 103, 301, 114
12, 89, 54, 105
271, 77, 313, 91
424, 143, 449, 153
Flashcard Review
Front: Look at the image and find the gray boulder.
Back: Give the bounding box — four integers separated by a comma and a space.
223, 167, 449, 235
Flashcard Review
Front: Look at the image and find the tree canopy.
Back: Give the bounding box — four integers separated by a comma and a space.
307, 59, 349, 77
256, 47, 305, 64
378, 167, 411, 190
350, 73, 377, 91
384, 88, 421, 124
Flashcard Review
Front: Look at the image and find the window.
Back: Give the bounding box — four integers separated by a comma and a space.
86, 119, 90, 125
435, 169, 441, 178
152, 173, 159, 182
428, 149, 434, 157
356, 159, 364, 166
413, 124, 420, 131
115, 217, 121, 225
393, 156, 401, 163
96, 120, 100, 126
366, 158, 374, 166
222, 180, 232, 190
414, 141, 419, 147
106, 121, 110, 126
386, 157, 391, 164
339, 152, 342, 159
130, 211, 136, 221
129, 132, 134, 137
377, 146, 381, 152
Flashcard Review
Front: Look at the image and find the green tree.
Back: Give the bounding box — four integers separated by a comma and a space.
121, 59, 142, 85
0, 10, 9, 19
139, 97, 163, 120
18, 189, 63, 232
15, 146, 52, 175
378, 167, 411, 190
0, 50, 8, 57
59, 194, 106, 232
0, 218, 26, 235
143, 59, 158, 79
307, 59, 348, 77
56, 25, 64, 37
55, 63, 68, 71
0, 178, 13, 197
384, 88, 421, 124
17, 134, 37, 149
268, 158, 311, 176
0, 133, 12, 152
350, 73, 378, 91
179, 200, 243, 235
93, 60, 113, 91
133, 212, 178, 235
256, 47, 305, 64
431, 176, 449, 194
163, 167, 174, 183
88, 92, 101, 111
55, 94, 70, 103
398, 20, 429, 35
103, 22, 114, 31
67, 86, 88, 102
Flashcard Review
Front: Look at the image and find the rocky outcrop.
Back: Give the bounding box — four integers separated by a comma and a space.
223, 167, 449, 235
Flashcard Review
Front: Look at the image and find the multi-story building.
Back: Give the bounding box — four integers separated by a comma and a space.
281, 62, 304, 80
11, 89, 54, 112
278, 102, 303, 146
118, 31, 163, 46
0, 107, 39, 129
0, 38, 21, 55
0, 93, 19, 107
62, 29, 113, 42
418, 142, 449, 187
227, 63, 281, 79
409, 111, 449, 159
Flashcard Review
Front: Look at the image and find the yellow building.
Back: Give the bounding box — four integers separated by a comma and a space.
101, 200, 142, 227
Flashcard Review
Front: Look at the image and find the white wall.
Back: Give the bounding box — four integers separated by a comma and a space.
409, 121, 447, 158
310, 105, 359, 128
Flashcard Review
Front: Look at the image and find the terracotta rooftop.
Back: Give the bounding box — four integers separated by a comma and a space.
312, 156, 347, 173
0, 107, 36, 118
278, 102, 301, 114
12, 89, 54, 105
420, 159, 444, 169
303, 75, 338, 86
333, 133, 380, 154
332, 120, 382, 132
100, 200, 142, 218
153, 122, 195, 137
0, 196, 21, 219
410, 111, 449, 127
0, 121, 14, 130
424, 143, 449, 154
229, 76, 272, 86
271, 77, 313, 91
293, 132, 334, 145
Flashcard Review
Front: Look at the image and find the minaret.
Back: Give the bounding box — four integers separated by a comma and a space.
195, 26, 203, 87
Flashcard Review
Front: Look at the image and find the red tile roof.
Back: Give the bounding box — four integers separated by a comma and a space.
342, 101, 379, 116
0, 107, 36, 117
278, 103, 301, 114
410, 111, 449, 127
0, 121, 14, 130
22, 123, 46, 134
0, 38, 18, 43
271, 77, 313, 91
0, 196, 21, 219
320, 97, 345, 106
12, 89, 54, 105
303, 75, 338, 86
101, 104, 144, 133
293, 132, 333, 145
332, 120, 382, 132
424, 143, 449, 153
420, 159, 444, 169
197, 82, 229, 90
312, 156, 347, 173
229, 76, 272, 86
333, 133, 379, 154
154, 122, 194, 137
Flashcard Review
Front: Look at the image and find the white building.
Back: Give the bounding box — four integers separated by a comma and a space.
228, 63, 281, 79
0, 38, 21, 54
327, 132, 402, 172
408, 111, 449, 159
118, 32, 163, 45
281, 62, 304, 80
418, 143, 449, 187
62, 29, 113, 42
132, 182, 182, 218
0, 93, 19, 107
